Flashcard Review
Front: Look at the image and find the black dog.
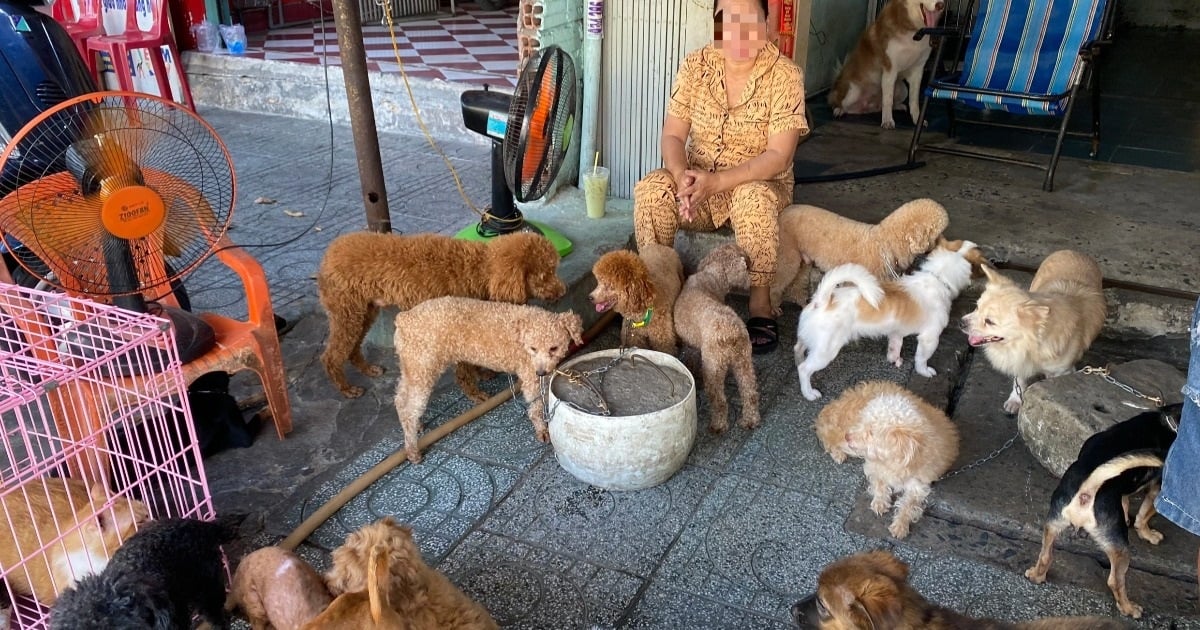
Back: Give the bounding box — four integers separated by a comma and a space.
1024, 403, 1181, 619
50, 517, 237, 629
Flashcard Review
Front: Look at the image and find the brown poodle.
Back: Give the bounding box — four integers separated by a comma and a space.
317, 231, 566, 398
393, 296, 583, 463
771, 199, 950, 312
302, 542, 407, 629
673, 242, 760, 434
588, 243, 684, 355
324, 518, 497, 630
228, 546, 333, 630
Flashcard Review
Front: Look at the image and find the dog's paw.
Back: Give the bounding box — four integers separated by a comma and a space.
1137, 526, 1164, 545
880, 118, 896, 130
833, 107, 845, 118
870, 497, 891, 516
802, 387, 822, 402
915, 365, 937, 378
466, 390, 490, 404
341, 385, 366, 398
1024, 567, 1047, 584
1002, 397, 1022, 414
708, 420, 729, 434
1117, 601, 1143, 619
363, 364, 385, 377
888, 519, 911, 539
738, 415, 761, 431
830, 451, 847, 465
535, 427, 551, 443
405, 447, 423, 465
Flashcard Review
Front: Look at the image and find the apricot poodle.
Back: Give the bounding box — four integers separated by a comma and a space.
589, 243, 684, 354
674, 242, 760, 433
771, 198, 949, 312
317, 231, 566, 398
302, 542, 406, 629
227, 545, 332, 630
325, 518, 496, 630
817, 381, 959, 539
393, 296, 583, 463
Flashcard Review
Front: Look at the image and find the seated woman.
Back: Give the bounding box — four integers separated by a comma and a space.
633, 0, 808, 354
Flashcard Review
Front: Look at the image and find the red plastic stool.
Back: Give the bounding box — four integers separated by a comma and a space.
51, 0, 103, 63
85, 0, 195, 109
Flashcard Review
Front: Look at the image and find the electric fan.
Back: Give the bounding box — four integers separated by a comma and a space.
0, 91, 236, 370
458, 45, 577, 257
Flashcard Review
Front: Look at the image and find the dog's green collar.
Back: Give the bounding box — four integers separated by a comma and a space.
630, 307, 653, 328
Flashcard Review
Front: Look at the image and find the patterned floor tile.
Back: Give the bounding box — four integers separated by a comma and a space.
439, 530, 644, 629
648, 474, 870, 624
481, 459, 718, 578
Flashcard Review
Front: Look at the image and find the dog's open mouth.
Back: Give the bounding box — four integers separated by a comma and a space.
921, 4, 943, 28
967, 334, 1003, 347
593, 300, 614, 313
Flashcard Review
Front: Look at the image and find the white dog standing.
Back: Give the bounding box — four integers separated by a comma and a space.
794, 239, 981, 401
828, 0, 945, 129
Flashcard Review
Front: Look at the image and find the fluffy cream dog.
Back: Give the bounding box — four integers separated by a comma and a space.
771, 199, 949, 311
960, 250, 1106, 414
817, 381, 959, 539
794, 238, 982, 401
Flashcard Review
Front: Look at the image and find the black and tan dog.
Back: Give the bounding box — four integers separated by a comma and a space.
793, 550, 1126, 629
1025, 404, 1181, 619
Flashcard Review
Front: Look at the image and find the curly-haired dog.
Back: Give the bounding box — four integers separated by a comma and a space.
816, 381, 958, 538
0, 476, 149, 604
589, 243, 684, 354
792, 550, 1128, 629
325, 518, 496, 630
318, 231, 566, 398
227, 546, 332, 630
771, 199, 949, 312
674, 242, 760, 434
794, 238, 981, 401
1025, 404, 1180, 619
50, 517, 236, 630
393, 296, 582, 463
961, 250, 1106, 414
301, 541, 406, 629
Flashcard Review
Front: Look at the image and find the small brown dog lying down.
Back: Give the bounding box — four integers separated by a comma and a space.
589, 243, 685, 354
228, 546, 332, 630
674, 242, 760, 434
771, 199, 950, 311
318, 231, 566, 398
0, 476, 149, 605
961, 250, 1106, 414
302, 542, 407, 629
324, 517, 497, 630
792, 550, 1128, 629
816, 381, 958, 538
393, 296, 583, 463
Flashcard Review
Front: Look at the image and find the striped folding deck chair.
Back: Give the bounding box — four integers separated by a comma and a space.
908, 0, 1118, 191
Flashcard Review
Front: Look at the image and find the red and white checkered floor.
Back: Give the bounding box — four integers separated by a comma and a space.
243, 2, 519, 87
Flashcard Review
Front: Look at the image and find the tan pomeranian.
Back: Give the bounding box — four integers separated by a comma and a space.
771, 199, 949, 312
961, 250, 1107, 414
816, 381, 958, 539
0, 476, 150, 604
794, 238, 984, 401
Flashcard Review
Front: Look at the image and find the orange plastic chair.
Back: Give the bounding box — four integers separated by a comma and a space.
84, 0, 195, 109
0, 172, 292, 439
51, 0, 103, 62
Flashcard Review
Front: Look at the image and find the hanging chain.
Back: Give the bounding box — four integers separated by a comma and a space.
939, 428, 1020, 481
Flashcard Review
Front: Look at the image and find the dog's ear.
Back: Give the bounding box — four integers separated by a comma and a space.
851, 574, 905, 630
860, 550, 910, 583
980, 264, 1009, 285
486, 235, 538, 303
1017, 301, 1052, 330
560, 312, 585, 347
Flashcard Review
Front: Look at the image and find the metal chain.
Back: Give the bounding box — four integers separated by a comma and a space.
1077, 365, 1164, 407
938, 427, 1020, 481
538, 348, 678, 422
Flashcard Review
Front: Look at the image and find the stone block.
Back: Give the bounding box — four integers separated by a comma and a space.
1017, 359, 1185, 477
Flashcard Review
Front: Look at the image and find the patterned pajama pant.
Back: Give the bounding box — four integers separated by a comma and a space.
632, 168, 789, 288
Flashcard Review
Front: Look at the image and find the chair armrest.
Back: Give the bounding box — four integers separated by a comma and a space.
913, 26, 960, 41
212, 236, 276, 327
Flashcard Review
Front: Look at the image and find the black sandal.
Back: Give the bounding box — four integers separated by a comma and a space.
746, 317, 779, 355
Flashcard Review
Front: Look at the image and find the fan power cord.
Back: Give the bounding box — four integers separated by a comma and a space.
377, 0, 522, 231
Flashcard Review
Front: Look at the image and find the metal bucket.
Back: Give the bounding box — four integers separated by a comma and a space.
547, 348, 697, 491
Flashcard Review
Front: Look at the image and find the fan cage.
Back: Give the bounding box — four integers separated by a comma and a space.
504, 46, 578, 203
0, 92, 235, 298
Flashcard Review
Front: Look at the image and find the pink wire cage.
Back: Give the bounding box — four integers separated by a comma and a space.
0, 282, 214, 628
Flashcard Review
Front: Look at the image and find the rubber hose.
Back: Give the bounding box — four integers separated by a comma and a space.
279, 309, 618, 550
